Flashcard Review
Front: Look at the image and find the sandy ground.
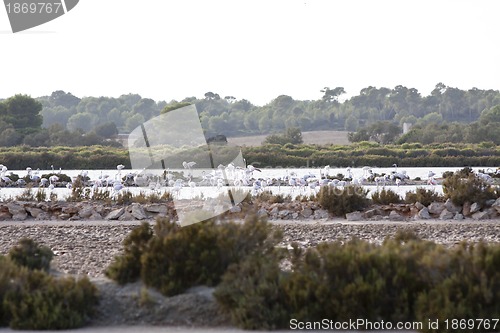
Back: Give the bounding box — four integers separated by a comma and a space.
1, 217, 499, 331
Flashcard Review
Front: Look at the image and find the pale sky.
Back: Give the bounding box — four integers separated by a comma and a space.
1, 0, 499, 106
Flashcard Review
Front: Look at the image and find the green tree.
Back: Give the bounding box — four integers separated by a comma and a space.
1, 94, 43, 132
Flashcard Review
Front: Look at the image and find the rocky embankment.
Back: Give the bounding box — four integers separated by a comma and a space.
0, 196, 499, 222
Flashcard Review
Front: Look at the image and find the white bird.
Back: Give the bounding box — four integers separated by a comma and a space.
183, 161, 196, 169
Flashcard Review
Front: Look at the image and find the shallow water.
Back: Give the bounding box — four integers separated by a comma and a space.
1, 166, 495, 202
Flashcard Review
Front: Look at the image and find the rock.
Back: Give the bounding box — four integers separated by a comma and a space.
472, 211, 490, 220
470, 203, 481, 214
279, 210, 290, 219
25, 206, 44, 218
7, 203, 27, 221
389, 210, 404, 221
345, 211, 363, 221
444, 199, 461, 214
257, 208, 268, 217
119, 211, 135, 221
78, 206, 97, 219
145, 204, 168, 215
90, 212, 103, 220
291, 212, 299, 219
487, 207, 499, 219
0, 211, 12, 220
300, 208, 313, 218
62, 205, 79, 215
414, 202, 425, 210
453, 213, 464, 220
364, 208, 382, 219
439, 209, 455, 220
270, 206, 279, 216
492, 198, 500, 213
106, 207, 125, 220
428, 202, 445, 215
313, 209, 329, 219
417, 207, 431, 219
485, 199, 496, 207
462, 201, 471, 217
229, 205, 242, 213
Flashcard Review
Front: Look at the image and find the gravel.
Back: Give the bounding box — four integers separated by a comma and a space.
1, 218, 499, 327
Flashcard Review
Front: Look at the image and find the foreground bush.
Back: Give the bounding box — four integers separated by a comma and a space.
4, 270, 98, 330
316, 185, 370, 217
8, 238, 53, 271
1, 244, 99, 330
107, 215, 282, 296
215, 232, 500, 331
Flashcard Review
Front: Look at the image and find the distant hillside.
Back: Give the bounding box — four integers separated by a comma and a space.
227, 130, 350, 147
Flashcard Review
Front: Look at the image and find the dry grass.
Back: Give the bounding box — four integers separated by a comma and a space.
227, 130, 350, 147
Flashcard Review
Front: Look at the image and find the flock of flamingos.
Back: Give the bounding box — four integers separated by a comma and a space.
0, 162, 498, 198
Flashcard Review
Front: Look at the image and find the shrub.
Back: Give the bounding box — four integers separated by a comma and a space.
105, 222, 153, 284
415, 242, 500, 332
107, 215, 282, 297
316, 185, 370, 217
4, 270, 98, 330
405, 188, 444, 206
371, 188, 402, 205
442, 172, 497, 206
8, 238, 53, 271
214, 251, 289, 330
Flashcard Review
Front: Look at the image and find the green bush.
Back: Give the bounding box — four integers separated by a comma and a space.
215, 231, 500, 331
316, 185, 370, 217
442, 171, 497, 206
105, 222, 153, 284
8, 238, 53, 271
107, 215, 282, 297
371, 188, 402, 205
214, 251, 289, 330
405, 188, 444, 206
4, 270, 98, 330
415, 242, 500, 332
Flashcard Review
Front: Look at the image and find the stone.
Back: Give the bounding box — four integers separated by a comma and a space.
62, 205, 79, 215
314, 209, 329, 219
257, 208, 268, 217
439, 209, 455, 220
145, 204, 168, 214
487, 207, 499, 219
78, 206, 96, 219
428, 202, 445, 215
25, 206, 44, 218
229, 205, 242, 213
119, 211, 135, 221
414, 202, 425, 210
485, 199, 496, 207
300, 207, 313, 218
291, 212, 299, 219
470, 203, 481, 214
279, 210, 291, 218
364, 208, 381, 219
417, 207, 431, 219
130, 204, 148, 220
389, 210, 404, 221
462, 201, 471, 217
453, 213, 464, 220
345, 211, 363, 221
106, 207, 125, 220
472, 211, 490, 220
492, 198, 500, 213
444, 199, 461, 213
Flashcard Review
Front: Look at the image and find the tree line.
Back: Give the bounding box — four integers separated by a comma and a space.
0, 83, 499, 147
